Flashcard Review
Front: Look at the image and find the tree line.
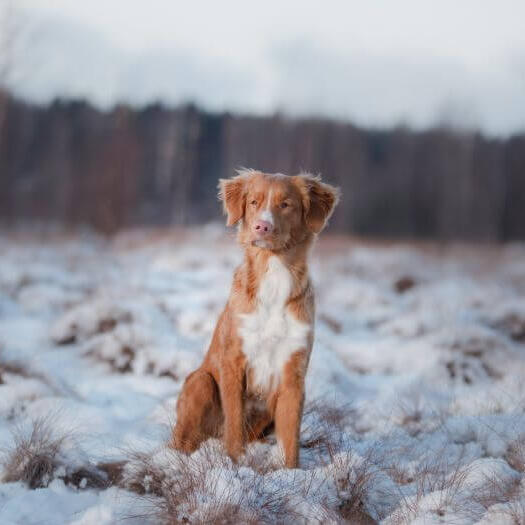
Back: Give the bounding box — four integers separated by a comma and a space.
0, 93, 524, 239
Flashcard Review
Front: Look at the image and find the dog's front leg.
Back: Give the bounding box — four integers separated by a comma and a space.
221, 359, 245, 461
275, 351, 306, 468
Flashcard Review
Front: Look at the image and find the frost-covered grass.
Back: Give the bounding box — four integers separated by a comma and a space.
0, 227, 525, 524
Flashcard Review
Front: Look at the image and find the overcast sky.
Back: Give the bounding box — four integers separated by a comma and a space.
8, 0, 525, 135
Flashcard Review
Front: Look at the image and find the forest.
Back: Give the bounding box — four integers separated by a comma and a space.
0, 92, 524, 239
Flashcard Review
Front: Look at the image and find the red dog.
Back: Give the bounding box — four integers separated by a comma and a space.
173, 169, 339, 468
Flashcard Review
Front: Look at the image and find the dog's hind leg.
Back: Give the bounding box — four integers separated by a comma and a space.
172, 369, 222, 453
246, 411, 274, 442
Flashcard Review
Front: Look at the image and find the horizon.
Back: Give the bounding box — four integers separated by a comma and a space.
5, 91, 524, 141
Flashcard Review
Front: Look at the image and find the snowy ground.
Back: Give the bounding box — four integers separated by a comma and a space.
1, 227, 525, 524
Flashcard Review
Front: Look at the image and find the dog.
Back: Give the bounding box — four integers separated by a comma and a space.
172, 169, 339, 468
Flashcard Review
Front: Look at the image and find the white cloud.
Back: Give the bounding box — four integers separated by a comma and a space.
269, 40, 525, 133
9, 0, 525, 134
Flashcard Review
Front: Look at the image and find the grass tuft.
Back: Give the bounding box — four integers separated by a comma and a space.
1, 417, 107, 490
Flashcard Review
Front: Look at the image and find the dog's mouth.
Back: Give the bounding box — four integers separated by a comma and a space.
250, 236, 289, 251
251, 239, 272, 249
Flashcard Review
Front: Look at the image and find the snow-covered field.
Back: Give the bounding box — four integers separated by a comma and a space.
1, 227, 525, 524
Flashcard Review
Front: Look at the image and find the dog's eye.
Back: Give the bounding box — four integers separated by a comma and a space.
280, 202, 289, 209
250, 200, 257, 206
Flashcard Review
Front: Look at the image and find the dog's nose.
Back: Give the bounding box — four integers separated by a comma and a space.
253, 220, 274, 236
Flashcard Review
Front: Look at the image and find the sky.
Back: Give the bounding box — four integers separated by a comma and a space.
5, 0, 525, 135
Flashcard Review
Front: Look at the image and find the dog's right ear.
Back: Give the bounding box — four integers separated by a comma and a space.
218, 173, 248, 226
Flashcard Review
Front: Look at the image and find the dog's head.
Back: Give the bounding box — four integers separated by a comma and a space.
219, 170, 340, 251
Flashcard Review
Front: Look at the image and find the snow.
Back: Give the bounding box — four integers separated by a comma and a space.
0, 229, 524, 524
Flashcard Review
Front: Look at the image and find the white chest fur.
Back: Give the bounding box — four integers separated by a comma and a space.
238, 256, 310, 392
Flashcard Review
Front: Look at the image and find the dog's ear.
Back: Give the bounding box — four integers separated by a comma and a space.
218, 173, 249, 226
294, 174, 340, 234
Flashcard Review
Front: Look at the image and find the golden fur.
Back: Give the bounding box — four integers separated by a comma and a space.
172, 170, 339, 468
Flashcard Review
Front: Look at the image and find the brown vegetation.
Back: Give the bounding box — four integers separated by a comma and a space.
1, 94, 524, 239
1, 417, 107, 489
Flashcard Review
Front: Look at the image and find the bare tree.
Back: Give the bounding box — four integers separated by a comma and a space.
0, 0, 20, 146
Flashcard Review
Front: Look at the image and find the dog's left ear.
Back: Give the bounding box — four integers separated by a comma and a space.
218, 173, 248, 226
294, 174, 340, 234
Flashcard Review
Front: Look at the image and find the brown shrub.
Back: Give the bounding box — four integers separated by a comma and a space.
471, 471, 520, 512
505, 435, 525, 473
394, 276, 417, 294
1, 417, 107, 490
120, 444, 309, 524
0, 353, 69, 397
300, 398, 355, 461
388, 449, 473, 524
0, 360, 30, 384
331, 451, 381, 524
490, 313, 525, 343
85, 344, 135, 374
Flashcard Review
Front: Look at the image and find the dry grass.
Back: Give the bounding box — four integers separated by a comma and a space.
387, 449, 473, 524
1, 417, 107, 490
0, 349, 42, 385
82, 325, 178, 379
490, 313, 525, 343
395, 395, 424, 436
114, 399, 381, 525
81, 322, 141, 374
502, 501, 525, 525
300, 397, 356, 459
386, 451, 525, 524
53, 310, 133, 346
119, 444, 306, 524
467, 467, 525, 524
0, 351, 70, 400
393, 276, 417, 294
471, 471, 521, 512
85, 344, 136, 374
2, 348, 521, 523
84, 340, 178, 379
506, 435, 525, 474
103, 427, 524, 525
0, 360, 31, 385
0, 351, 81, 403
3, 403, 521, 524
1, 418, 63, 489
120, 399, 525, 524
331, 449, 383, 524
